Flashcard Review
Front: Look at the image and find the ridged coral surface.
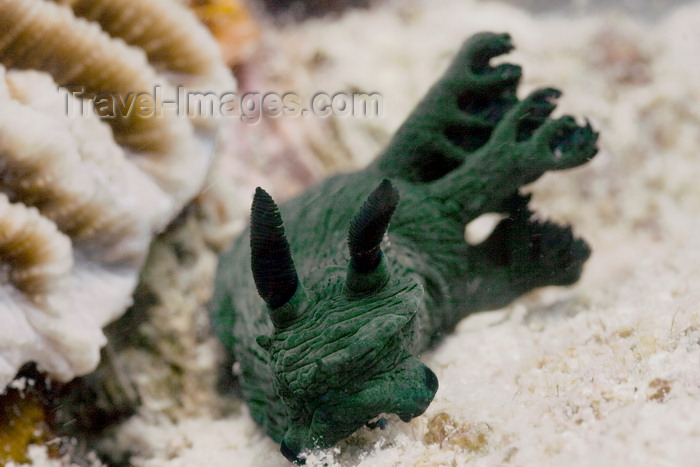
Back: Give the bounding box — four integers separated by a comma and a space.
0, 0, 234, 389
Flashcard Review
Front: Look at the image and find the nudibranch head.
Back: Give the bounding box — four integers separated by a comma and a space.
250, 181, 438, 462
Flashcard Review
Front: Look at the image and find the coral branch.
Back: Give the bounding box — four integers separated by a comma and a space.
0, 193, 72, 298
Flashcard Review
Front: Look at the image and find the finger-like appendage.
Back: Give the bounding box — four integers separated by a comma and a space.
372, 32, 523, 182
445, 32, 522, 94
463, 32, 515, 70
492, 87, 562, 142
477, 193, 591, 288
533, 117, 599, 170
499, 191, 590, 285
526, 219, 591, 286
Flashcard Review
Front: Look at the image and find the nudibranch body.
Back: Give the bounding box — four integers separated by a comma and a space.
211, 32, 598, 463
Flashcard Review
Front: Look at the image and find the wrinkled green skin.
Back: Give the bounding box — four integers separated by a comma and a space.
211, 32, 598, 463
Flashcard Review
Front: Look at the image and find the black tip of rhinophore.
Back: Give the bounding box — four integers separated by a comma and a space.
250, 188, 298, 309
348, 179, 400, 273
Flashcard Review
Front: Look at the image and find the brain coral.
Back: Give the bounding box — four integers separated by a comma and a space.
0, 0, 234, 389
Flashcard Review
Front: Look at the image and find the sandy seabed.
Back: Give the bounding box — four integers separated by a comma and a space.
16, 0, 700, 465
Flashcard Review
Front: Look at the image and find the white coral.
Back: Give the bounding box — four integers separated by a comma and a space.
0, 0, 235, 389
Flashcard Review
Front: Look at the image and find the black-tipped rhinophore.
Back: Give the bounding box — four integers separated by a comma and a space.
348, 179, 400, 273
250, 188, 298, 309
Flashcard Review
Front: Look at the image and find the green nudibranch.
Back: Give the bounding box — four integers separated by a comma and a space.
211, 32, 598, 463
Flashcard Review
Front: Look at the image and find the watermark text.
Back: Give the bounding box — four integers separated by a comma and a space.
63, 86, 383, 124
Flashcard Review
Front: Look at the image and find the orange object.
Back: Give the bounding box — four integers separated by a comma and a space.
189, 0, 260, 67
0, 388, 54, 464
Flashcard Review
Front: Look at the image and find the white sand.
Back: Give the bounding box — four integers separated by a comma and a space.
92, 1, 700, 465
